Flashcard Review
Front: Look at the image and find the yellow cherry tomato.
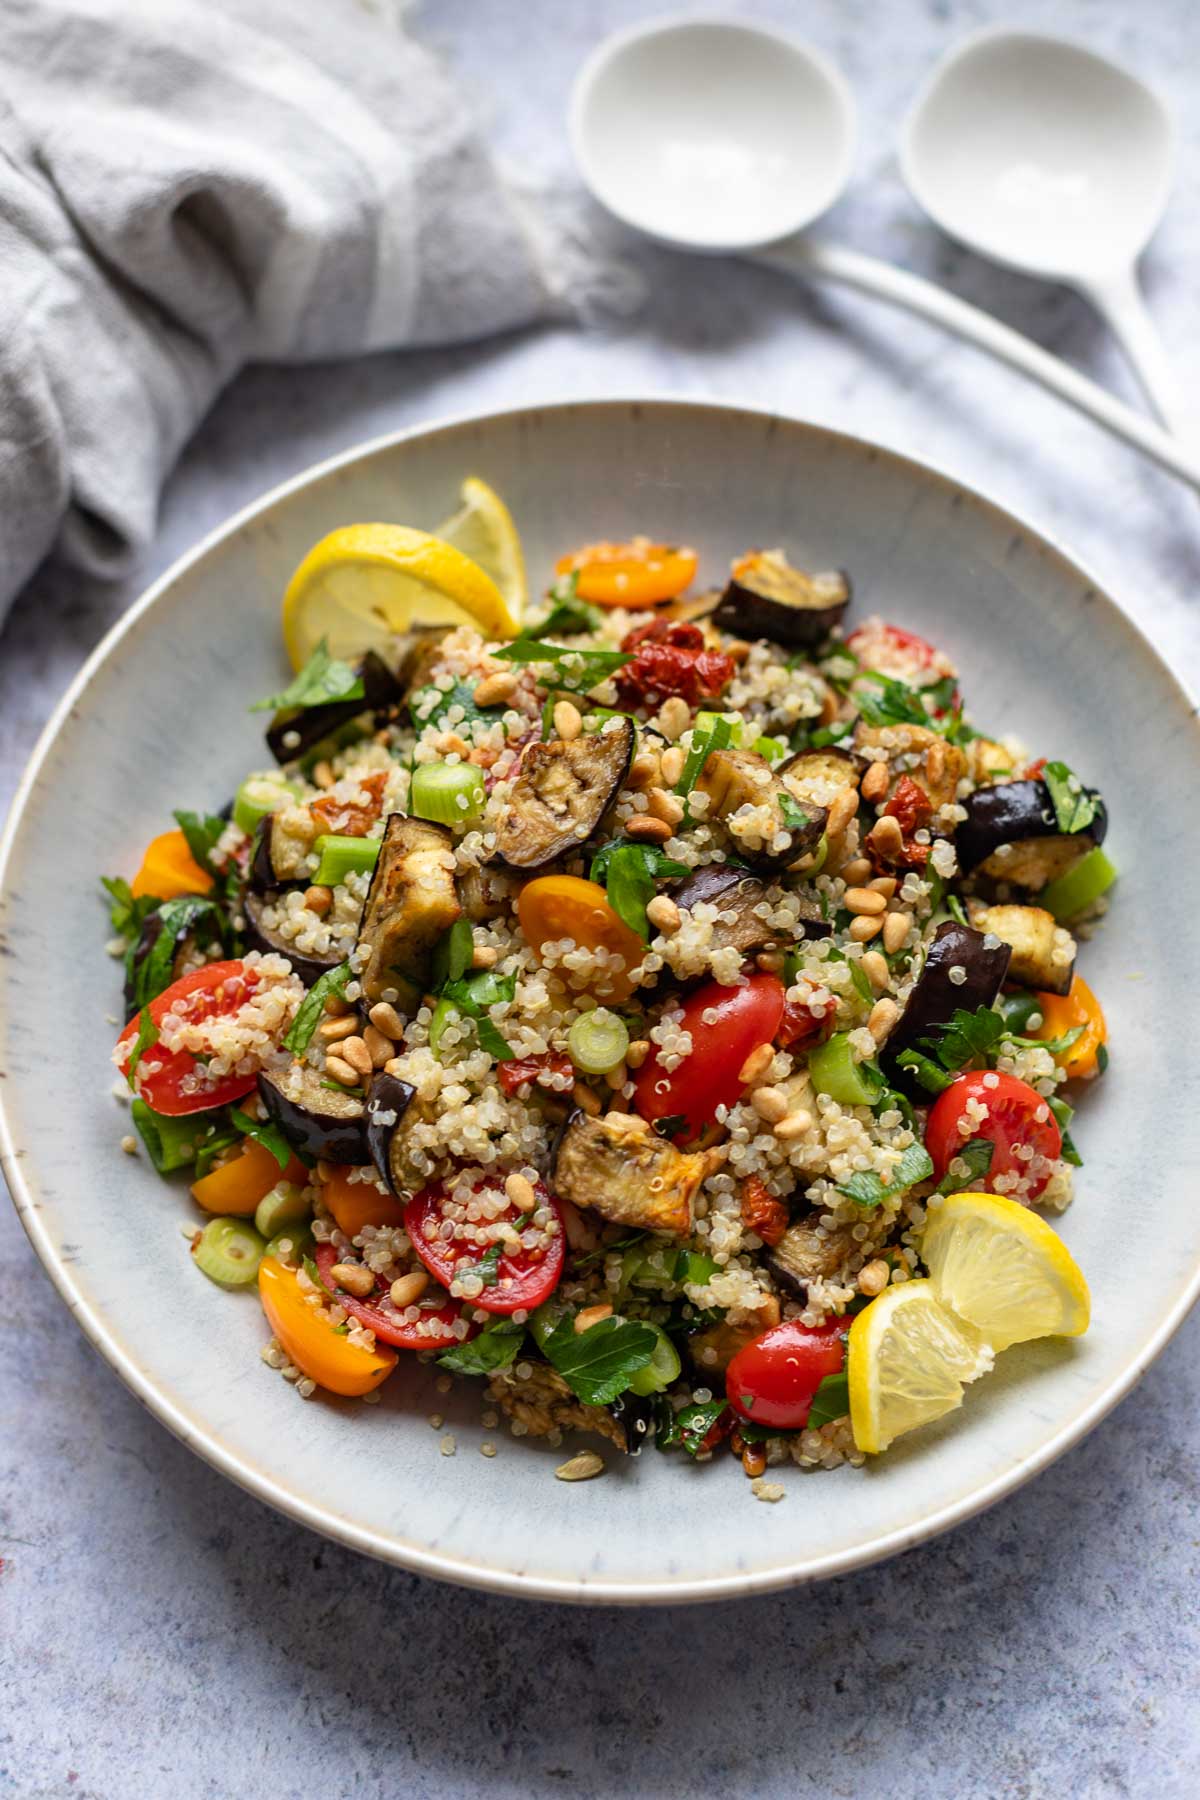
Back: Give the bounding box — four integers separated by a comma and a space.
1033, 974, 1107, 1080
190, 1137, 306, 1217
130, 828, 214, 900
257, 1257, 397, 1397
321, 1163, 406, 1237
554, 538, 698, 607
517, 874, 645, 1002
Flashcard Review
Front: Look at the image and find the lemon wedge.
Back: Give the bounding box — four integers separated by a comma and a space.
433, 477, 527, 621
848, 1279, 994, 1456
922, 1190, 1091, 1353
281, 519, 520, 671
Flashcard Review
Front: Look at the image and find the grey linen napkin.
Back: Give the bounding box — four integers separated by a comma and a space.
0, 0, 567, 619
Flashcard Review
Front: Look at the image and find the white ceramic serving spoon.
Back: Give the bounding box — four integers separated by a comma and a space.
902, 27, 1184, 433
569, 17, 1200, 493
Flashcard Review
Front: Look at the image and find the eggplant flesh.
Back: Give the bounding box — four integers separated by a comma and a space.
257, 1063, 369, 1164
696, 748, 828, 871
266, 651, 402, 764
712, 551, 850, 648
957, 779, 1108, 888
766, 1215, 859, 1299
778, 747, 863, 809
364, 1071, 419, 1197
969, 902, 1076, 997
241, 889, 347, 988
356, 813, 461, 1012
493, 718, 634, 869
669, 865, 790, 956
885, 920, 1011, 1083
553, 1109, 704, 1238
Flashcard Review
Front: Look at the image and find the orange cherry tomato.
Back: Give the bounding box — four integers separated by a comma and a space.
555, 538, 698, 607
1032, 975, 1107, 1080
190, 1137, 307, 1216
517, 874, 645, 1002
129, 828, 214, 900
320, 1163, 406, 1237
257, 1256, 397, 1397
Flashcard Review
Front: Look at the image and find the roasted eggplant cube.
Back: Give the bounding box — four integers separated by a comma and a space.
696, 748, 828, 871
242, 889, 347, 989
778, 747, 863, 808
957, 778, 1108, 888
257, 1062, 369, 1164
712, 550, 850, 649
553, 1110, 704, 1238
266, 650, 401, 764
669, 866, 789, 955
259, 807, 317, 884
766, 1215, 860, 1300
969, 903, 1076, 997
885, 920, 1012, 1084
356, 813, 461, 1012
493, 718, 634, 869
853, 724, 966, 815
364, 1070, 419, 1196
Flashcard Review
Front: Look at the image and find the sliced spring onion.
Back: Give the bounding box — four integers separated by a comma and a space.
694, 710, 747, 746
192, 1216, 265, 1288
428, 995, 458, 1058
264, 1223, 316, 1266
807, 1032, 883, 1107
627, 1324, 683, 1396
410, 762, 487, 826
753, 735, 788, 765
232, 774, 303, 836
310, 834, 381, 887
254, 1180, 312, 1240
567, 1007, 629, 1074
1039, 846, 1117, 922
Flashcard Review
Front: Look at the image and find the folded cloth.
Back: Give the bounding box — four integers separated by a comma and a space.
0, 0, 564, 621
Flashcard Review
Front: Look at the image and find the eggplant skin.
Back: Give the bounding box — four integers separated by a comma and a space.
969, 903, 1076, 997
364, 1071, 418, 1197
356, 814, 461, 1012
257, 1063, 369, 1164
493, 718, 634, 869
712, 551, 850, 648
266, 651, 401, 764
696, 748, 828, 871
885, 920, 1012, 1083
669, 866, 791, 955
766, 1215, 859, 1299
957, 779, 1108, 887
553, 1109, 704, 1238
241, 889, 346, 989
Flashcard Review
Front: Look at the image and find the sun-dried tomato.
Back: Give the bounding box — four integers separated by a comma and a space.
615, 617, 735, 708
310, 770, 388, 837
884, 774, 933, 836
776, 993, 835, 1051
739, 1175, 789, 1247
497, 1052, 575, 1098
1024, 756, 1048, 780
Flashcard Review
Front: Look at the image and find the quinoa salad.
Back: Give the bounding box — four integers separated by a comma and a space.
104, 529, 1113, 1484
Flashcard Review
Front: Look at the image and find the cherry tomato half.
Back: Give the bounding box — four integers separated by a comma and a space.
313, 1243, 474, 1351
1032, 975, 1107, 1081
115, 959, 272, 1115
846, 621, 943, 675
925, 1070, 1062, 1203
404, 1175, 565, 1315
518, 875, 645, 1003
726, 1318, 847, 1430
633, 972, 786, 1142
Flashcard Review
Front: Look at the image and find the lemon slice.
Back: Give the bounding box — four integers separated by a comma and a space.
281, 521, 519, 671
848, 1279, 994, 1455
922, 1190, 1091, 1353
433, 477, 527, 621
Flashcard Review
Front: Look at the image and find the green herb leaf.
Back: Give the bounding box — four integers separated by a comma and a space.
410, 677, 507, 731
284, 962, 353, 1056
805, 1369, 850, 1431
125, 1007, 159, 1088
493, 638, 632, 696
895, 1050, 954, 1095
100, 875, 160, 943
319, 1076, 364, 1096
193, 1124, 242, 1180
250, 640, 365, 713
230, 1105, 293, 1171
540, 1312, 659, 1406
439, 969, 517, 1062
837, 1141, 934, 1208
465, 1243, 503, 1287
527, 579, 604, 640
847, 956, 874, 1005
431, 917, 474, 990
1042, 761, 1099, 835
873, 1085, 917, 1128
945, 893, 968, 927
1096, 1042, 1109, 1076
172, 810, 228, 881
934, 1137, 994, 1195
778, 792, 812, 835
125, 896, 226, 1013
654, 1396, 729, 1457
437, 1317, 525, 1375
1046, 1095, 1083, 1167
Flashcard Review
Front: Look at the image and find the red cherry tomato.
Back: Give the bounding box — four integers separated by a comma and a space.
925, 1070, 1062, 1203
404, 1175, 565, 1315
726, 1318, 847, 1430
633, 972, 786, 1141
313, 1243, 475, 1351
846, 621, 941, 672
114, 959, 272, 1115
776, 991, 835, 1051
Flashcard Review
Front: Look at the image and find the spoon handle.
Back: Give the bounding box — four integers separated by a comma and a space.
1076, 268, 1189, 439
754, 238, 1200, 495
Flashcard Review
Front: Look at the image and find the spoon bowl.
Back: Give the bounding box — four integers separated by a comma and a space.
569, 16, 856, 252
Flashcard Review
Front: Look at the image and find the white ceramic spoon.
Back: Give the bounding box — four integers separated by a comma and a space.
902, 27, 1185, 433
569, 17, 1200, 493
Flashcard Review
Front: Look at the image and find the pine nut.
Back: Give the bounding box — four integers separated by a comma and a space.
647, 786, 685, 827
473, 671, 518, 707
605, 1062, 628, 1091
868, 998, 900, 1042
323, 991, 353, 1016
751, 1086, 789, 1123
849, 915, 883, 942
555, 1450, 605, 1482
867, 815, 905, 857
646, 894, 681, 933
839, 858, 872, 886
389, 1270, 429, 1307
773, 1110, 813, 1140
658, 696, 692, 740
858, 1259, 891, 1296
316, 1160, 335, 1183
926, 739, 946, 787
324, 1055, 360, 1086
368, 1001, 406, 1039
312, 760, 335, 791
844, 886, 887, 916
741, 1442, 768, 1479
339, 1036, 373, 1078
574, 1303, 613, 1334
330, 1262, 375, 1298
883, 910, 912, 955
625, 814, 672, 843
659, 745, 685, 786
572, 1081, 602, 1115
363, 1024, 394, 1067
725, 638, 752, 665
826, 787, 859, 838
553, 699, 583, 741
303, 884, 333, 916
860, 761, 889, 803
472, 944, 498, 968
868, 876, 898, 898
755, 951, 785, 973
628, 750, 662, 790
738, 1043, 775, 1086
861, 950, 890, 990
317, 1014, 358, 1043
504, 1172, 538, 1212
625, 1038, 651, 1069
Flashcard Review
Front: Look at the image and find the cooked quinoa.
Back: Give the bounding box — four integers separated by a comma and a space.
103, 527, 1113, 1483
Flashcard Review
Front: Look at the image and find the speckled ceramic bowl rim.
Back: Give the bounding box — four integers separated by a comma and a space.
4, 397, 1198, 1605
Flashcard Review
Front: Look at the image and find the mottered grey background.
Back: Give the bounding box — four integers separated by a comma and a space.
1, 1, 1197, 1794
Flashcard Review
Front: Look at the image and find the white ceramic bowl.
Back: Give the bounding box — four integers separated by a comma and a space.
3, 400, 1198, 1605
